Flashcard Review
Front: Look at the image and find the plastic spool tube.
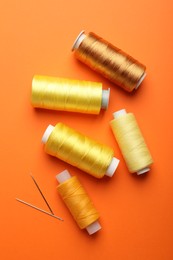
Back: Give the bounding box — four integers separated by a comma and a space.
72, 30, 86, 51
56, 170, 101, 235
72, 31, 146, 92
111, 109, 153, 175
102, 88, 110, 109
42, 125, 119, 178
135, 73, 146, 90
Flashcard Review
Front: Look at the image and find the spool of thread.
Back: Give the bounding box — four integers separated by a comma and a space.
56, 170, 101, 235
42, 123, 119, 178
110, 109, 153, 175
31, 75, 110, 114
72, 31, 146, 92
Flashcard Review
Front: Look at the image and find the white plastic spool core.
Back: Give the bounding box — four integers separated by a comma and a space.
56, 170, 101, 235
113, 109, 150, 175
42, 125, 54, 144
135, 72, 147, 90
56, 170, 71, 183
105, 157, 120, 177
72, 30, 86, 51
137, 167, 150, 175
113, 109, 127, 119
101, 88, 110, 109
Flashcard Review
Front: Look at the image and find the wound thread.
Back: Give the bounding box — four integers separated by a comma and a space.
56, 170, 101, 234
110, 109, 153, 174
31, 75, 110, 114
72, 31, 146, 92
42, 123, 119, 178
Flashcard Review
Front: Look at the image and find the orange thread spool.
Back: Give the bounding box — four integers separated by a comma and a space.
56, 170, 101, 235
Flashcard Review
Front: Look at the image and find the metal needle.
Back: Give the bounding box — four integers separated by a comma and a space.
30, 174, 54, 215
16, 198, 63, 221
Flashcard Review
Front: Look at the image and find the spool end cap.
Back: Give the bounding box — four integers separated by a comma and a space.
72, 30, 86, 51
86, 221, 101, 235
135, 72, 147, 90
113, 109, 127, 119
101, 88, 110, 109
56, 170, 71, 183
42, 125, 54, 143
105, 157, 120, 177
137, 167, 150, 175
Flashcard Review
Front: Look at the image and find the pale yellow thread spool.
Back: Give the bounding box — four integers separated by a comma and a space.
110, 109, 153, 175
42, 123, 119, 178
56, 170, 101, 235
72, 31, 146, 92
31, 75, 110, 114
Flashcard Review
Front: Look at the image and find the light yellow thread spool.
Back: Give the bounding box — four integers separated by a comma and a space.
110, 109, 153, 175
72, 31, 146, 92
31, 75, 110, 114
42, 123, 119, 178
56, 170, 101, 235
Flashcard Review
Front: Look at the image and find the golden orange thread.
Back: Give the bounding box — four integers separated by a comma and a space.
73, 32, 146, 92
31, 75, 103, 114
44, 123, 114, 178
57, 176, 99, 229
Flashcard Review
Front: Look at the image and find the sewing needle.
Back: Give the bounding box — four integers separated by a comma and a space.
30, 174, 54, 215
16, 198, 63, 221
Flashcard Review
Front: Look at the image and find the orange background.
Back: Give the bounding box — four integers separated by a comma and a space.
1, 0, 173, 259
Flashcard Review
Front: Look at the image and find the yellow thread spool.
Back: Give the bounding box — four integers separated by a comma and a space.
31, 75, 110, 114
42, 123, 119, 178
56, 170, 101, 235
110, 109, 153, 175
72, 31, 146, 92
